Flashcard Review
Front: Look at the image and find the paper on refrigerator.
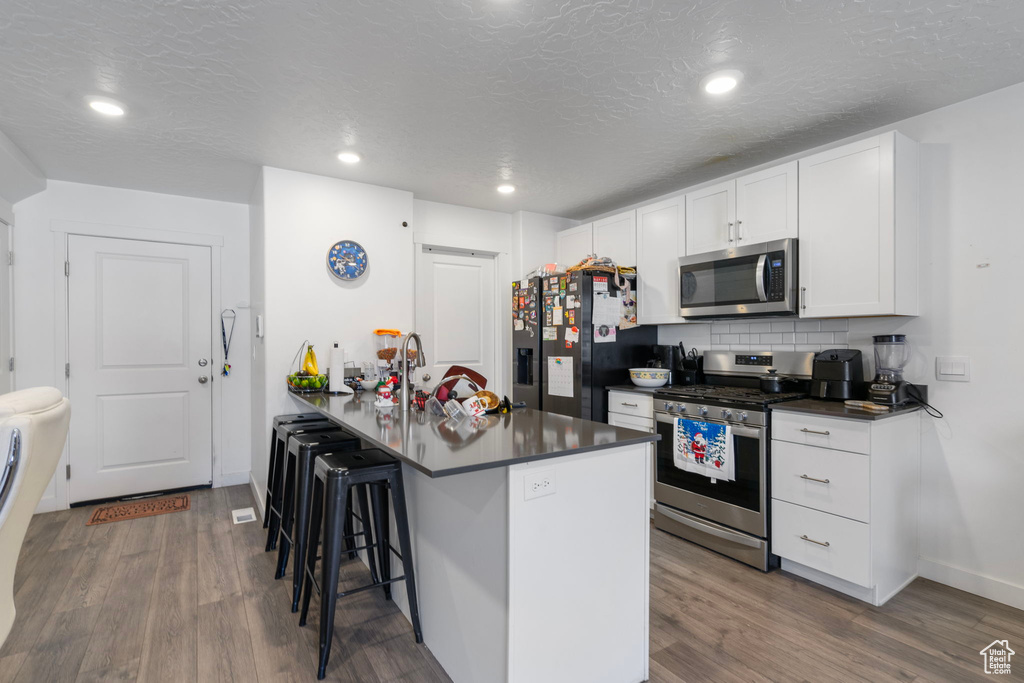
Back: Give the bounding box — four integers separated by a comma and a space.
592, 292, 621, 327
547, 356, 574, 398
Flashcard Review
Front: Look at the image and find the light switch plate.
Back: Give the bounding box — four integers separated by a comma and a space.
936, 356, 971, 382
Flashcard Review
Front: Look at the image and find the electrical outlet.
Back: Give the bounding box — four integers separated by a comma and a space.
524, 470, 556, 501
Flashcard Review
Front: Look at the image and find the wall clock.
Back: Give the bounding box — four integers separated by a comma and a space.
327, 240, 368, 280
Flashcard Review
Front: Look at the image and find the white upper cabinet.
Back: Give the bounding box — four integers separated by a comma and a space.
798, 132, 919, 318
593, 211, 637, 265
735, 161, 798, 245
636, 197, 685, 325
685, 180, 735, 255
556, 222, 593, 267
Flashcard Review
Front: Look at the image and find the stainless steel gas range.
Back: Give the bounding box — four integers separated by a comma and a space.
652, 350, 814, 571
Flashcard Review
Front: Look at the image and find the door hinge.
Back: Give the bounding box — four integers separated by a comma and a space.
7, 251, 12, 266
7, 357, 12, 372
65, 362, 70, 378
66, 464, 71, 480
64, 261, 69, 277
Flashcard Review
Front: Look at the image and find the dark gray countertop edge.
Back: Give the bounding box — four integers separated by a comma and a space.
292, 394, 660, 478
771, 399, 923, 421
605, 384, 661, 395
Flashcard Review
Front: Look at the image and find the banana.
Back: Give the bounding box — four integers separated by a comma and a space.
303, 345, 319, 375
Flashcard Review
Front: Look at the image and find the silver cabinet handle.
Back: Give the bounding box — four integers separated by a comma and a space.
736, 219, 743, 240
727, 221, 735, 242
800, 534, 830, 548
800, 286, 807, 310
800, 428, 830, 436
800, 474, 831, 484
621, 402, 638, 408
198, 376, 209, 384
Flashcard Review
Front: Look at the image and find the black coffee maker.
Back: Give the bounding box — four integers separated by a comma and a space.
647, 345, 680, 385
810, 349, 864, 400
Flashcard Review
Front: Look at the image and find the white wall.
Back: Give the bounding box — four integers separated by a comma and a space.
637, 83, 1024, 609
13, 180, 252, 509
0, 128, 45, 224
512, 210, 576, 280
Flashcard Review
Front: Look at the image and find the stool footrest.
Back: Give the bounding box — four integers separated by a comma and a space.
336, 575, 407, 600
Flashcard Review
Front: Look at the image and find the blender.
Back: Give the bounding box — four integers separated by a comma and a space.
868, 334, 911, 405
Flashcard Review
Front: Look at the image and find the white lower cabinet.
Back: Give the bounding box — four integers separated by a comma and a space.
770, 409, 920, 606
607, 390, 655, 509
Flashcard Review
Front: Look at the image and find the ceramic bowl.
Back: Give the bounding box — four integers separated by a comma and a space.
359, 379, 379, 391
629, 367, 669, 388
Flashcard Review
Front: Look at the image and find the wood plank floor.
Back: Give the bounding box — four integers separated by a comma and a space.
3, 485, 1020, 682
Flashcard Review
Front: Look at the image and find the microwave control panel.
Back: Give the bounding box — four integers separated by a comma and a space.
767, 250, 786, 301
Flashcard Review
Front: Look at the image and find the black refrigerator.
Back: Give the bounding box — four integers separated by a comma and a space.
538, 271, 656, 421
511, 277, 543, 409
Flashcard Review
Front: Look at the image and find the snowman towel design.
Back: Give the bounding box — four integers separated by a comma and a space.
673, 418, 735, 482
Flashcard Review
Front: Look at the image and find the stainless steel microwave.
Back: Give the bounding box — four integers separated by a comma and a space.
678, 238, 798, 319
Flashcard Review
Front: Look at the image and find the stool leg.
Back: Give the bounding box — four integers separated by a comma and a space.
343, 497, 356, 560
389, 469, 422, 643
265, 435, 285, 551
317, 480, 347, 680
369, 483, 392, 600
291, 452, 315, 612
356, 484, 379, 585
299, 477, 324, 627
275, 450, 298, 580
263, 429, 276, 529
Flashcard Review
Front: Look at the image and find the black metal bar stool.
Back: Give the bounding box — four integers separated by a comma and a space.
300, 450, 422, 680
264, 413, 327, 527
276, 427, 364, 612
265, 417, 338, 551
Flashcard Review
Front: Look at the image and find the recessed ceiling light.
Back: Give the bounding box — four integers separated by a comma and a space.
700, 70, 744, 95
337, 151, 361, 164
86, 96, 126, 117
497, 184, 516, 194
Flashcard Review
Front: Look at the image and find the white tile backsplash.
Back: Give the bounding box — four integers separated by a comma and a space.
749, 322, 772, 333
807, 331, 834, 344
782, 332, 796, 344
771, 320, 795, 332
711, 322, 731, 334
719, 333, 740, 344
730, 323, 750, 333
795, 320, 821, 332
820, 319, 849, 332
699, 317, 853, 354
832, 332, 849, 344
739, 333, 751, 343
759, 332, 784, 344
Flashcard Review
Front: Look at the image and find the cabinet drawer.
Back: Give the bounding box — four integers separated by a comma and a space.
607, 391, 654, 419
772, 412, 871, 454
771, 441, 869, 522
607, 412, 655, 432
772, 500, 871, 587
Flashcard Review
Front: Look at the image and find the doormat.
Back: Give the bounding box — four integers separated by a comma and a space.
86, 493, 191, 526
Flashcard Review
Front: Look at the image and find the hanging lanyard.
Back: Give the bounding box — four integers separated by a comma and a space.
221, 309, 236, 376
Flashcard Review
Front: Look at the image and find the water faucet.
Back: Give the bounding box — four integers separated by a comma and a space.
400, 332, 426, 413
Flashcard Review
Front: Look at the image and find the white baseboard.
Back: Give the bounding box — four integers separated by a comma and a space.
918, 557, 1024, 611
249, 471, 265, 522
219, 471, 251, 487
34, 495, 59, 514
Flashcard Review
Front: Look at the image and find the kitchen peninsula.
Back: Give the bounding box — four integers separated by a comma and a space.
295, 391, 658, 683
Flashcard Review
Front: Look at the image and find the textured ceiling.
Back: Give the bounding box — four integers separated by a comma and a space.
2, 0, 1024, 218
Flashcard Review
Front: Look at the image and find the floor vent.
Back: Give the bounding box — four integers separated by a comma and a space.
232, 507, 258, 524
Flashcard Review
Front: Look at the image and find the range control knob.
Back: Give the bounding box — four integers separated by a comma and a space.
698, 406, 708, 416
666, 404, 678, 413
739, 412, 749, 422
678, 404, 687, 413
721, 409, 732, 419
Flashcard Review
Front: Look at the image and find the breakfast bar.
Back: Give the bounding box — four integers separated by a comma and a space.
294, 391, 658, 683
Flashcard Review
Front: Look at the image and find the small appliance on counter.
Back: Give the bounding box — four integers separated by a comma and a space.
869, 334, 912, 405
810, 348, 864, 400
647, 345, 681, 385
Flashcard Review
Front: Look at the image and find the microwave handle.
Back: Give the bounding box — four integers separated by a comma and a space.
755, 254, 768, 302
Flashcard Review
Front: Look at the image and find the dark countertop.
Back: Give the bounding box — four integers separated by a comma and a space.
291, 391, 659, 478
605, 384, 661, 395
772, 398, 922, 421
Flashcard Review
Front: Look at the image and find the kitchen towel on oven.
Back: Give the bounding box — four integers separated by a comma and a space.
673, 418, 735, 482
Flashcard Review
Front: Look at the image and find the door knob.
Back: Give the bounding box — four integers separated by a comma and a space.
198, 358, 208, 367
198, 376, 209, 384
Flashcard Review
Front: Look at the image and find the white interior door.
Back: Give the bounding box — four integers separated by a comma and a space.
67, 235, 213, 503
415, 247, 496, 392
0, 221, 11, 393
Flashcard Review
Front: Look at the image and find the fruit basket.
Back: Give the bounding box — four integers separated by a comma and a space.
286, 340, 327, 393
287, 373, 328, 393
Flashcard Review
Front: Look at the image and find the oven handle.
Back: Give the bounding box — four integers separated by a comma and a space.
656, 504, 762, 548
755, 254, 768, 302
654, 412, 764, 439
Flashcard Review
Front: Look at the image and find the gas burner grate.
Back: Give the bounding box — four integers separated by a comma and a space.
655, 384, 807, 405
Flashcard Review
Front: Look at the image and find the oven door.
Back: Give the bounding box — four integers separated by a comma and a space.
654, 412, 767, 537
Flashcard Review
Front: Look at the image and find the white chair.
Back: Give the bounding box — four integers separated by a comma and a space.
0, 387, 71, 648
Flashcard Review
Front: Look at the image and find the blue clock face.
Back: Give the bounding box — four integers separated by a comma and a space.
327, 240, 368, 280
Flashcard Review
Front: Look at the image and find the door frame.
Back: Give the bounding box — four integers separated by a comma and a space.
51, 220, 225, 511
412, 235, 510, 396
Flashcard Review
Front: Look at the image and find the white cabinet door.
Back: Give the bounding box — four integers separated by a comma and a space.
685, 180, 735, 255
592, 211, 636, 265
556, 223, 593, 267
636, 197, 684, 324
735, 161, 798, 245
798, 134, 911, 318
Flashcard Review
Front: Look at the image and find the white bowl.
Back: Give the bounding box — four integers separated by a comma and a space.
359, 379, 378, 391
629, 368, 669, 388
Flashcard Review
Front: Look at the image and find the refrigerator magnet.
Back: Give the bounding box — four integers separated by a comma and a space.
559, 277, 567, 290
545, 310, 552, 325
514, 319, 525, 331
542, 327, 557, 341
565, 341, 573, 349
593, 276, 608, 292
569, 282, 577, 292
